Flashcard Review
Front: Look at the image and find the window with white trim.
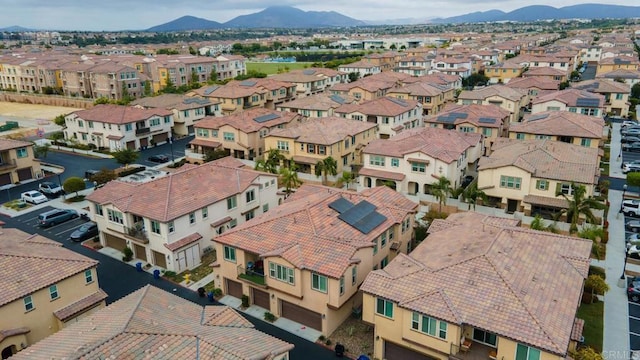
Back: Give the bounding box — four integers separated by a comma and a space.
311, 273, 327, 293
411, 312, 447, 339
168, 221, 175, 233
85, 269, 93, 284
515, 344, 541, 360
49, 285, 59, 300
352, 266, 357, 285
500, 175, 521, 189
376, 298, 393, 318
369, 155, 385, 166
107, 209, 123, 224
24, 295, 34, 312
151, 220, 161, 234
339, 276, 345, 295
223, 246, 236, 262
269, 262, 295, 284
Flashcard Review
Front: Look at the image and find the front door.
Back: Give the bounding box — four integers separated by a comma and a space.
507, 199, 518, 214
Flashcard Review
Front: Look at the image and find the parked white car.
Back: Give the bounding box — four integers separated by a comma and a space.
20, 190, 49, 205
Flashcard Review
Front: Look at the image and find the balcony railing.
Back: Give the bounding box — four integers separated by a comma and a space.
135, 127, 150, 135
124, 222, 149, 243
237, 265, 266, 286
0, 159, 17, 170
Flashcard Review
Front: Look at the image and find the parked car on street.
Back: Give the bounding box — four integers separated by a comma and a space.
623, 142, 640, 152
461, 175, 474, 188
627, 233, 640, 250
622, 129, 640, 136
622, 136, 640, 144
38, 208, 78, 227
69, 221, 98, 242
628, 276, 640, 302
623, 163, 640, 174
627, 220, 640, 233
38, 181, 64, 197
623, 200, 640, 217
148, 154, 169, 163
20, 190, 49, 205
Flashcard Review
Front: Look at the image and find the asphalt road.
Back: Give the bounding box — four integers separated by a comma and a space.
2, 205, 336, 359
581, 64, 596, 81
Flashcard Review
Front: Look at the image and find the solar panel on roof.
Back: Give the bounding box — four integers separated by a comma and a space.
338, 200, 387, 234
254, 113, 281, 123
387, 97, 408, 107
478, 117, 496, 124
614, 58, 631, 64
328, 197, 353, 214
353, 211, 388, 234
303, 69, 316, 75
437, 116, 456, 123
240, 80, 257, 87
450, 112, 468, 119
528, 113, 549, 121
203, 86, 219, 95
576, 98, 601, 107
330, 94, 346, 104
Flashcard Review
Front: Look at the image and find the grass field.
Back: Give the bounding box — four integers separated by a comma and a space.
576, 301, 603, 352
246, 62, 314, 75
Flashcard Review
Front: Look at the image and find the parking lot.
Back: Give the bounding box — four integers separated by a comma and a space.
626, 213, 640, 350
11, 205, 93, 242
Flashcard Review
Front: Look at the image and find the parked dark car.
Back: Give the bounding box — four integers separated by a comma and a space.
148, 154, 169, 163
38, 209, 78, 227
623, 142, 640, 152
70, 221, 98, 242
622, 129, 640, 136
628, 276, 640, 302
627, 220, 640, 233
461, 175, 474, 188
622, 136, 640, 144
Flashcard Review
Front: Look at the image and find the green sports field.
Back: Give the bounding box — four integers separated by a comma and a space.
246, 62, 314, 75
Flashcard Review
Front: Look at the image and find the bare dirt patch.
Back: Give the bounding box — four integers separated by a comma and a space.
0, 101, 81, 120
325, 317, 374, 358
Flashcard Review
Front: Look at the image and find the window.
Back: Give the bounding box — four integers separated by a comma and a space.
269, 262, 295, 284
616, 93, 624, 100
515, 344, 541, 360
245, 210, 255, 221
223, 246, 236, 262
459, 126, 475, 133
369, 155, 385, 166
149, 118, 160, 126
164, 116, 171, 124
352, 266, 357, 285
388, 227, 394, 240
340, 276, 345, 295
516, 133, 525, 140
560, 183, 573, 195
212, 130, 219, 137
189, 212, 196, 224
95, 204, 103, 216
151, 220, 161, 234
411, 162, 426, 173
78, 120, 84, 127
391, 158, 399, 167
16, 147, 28, 158
227, 196, 237, 210
201, 207, 208, 219
196, 128, 209, 137
168, 221, 175, 233
535, 180, 548, 191
482, 128, 492, 136
312, 273, 328, 293
24, 295, 34, 312
376, 298, 393, 318
230, 218, 237, 228
500, 175, 521, 189
380, 232, 387, 247
84, 269, 93, 284
401, 217, 411, 233
581, 138, 591, 147
380, 256, 388, 268
246, 189, 255, 203
223, 132, 235, 141
373, 239, 378, 255
277, 141, 289, 151
107, 209, 123, 224
534, 134, 550, 140
49, 285, 59, 300
318, 145, 326, 155
411, 312, 447, 339
125, 124, 133, 131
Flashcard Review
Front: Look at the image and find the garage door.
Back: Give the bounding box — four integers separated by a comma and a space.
153, 133, 168, 144
280, 300, 322, 331
153, 250, 167, 268
16, 167, 33, 181
133, 244, 147, 262
104, 233, 127, 252
225, 278, 243, 299
0, 173, 11, 186
252, 288, 270, 310
384, 341, 436, 360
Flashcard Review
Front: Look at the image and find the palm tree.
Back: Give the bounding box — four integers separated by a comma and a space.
462, 184, 487, 210
315, 156, 338, 185
255, 149, 285, 174
431, 176, 452, 213
280, 163, 302, 198
556, 182, 606, 234
529, 214, 560, 233
340, 171, 355, 190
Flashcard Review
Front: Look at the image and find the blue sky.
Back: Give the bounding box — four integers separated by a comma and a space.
0, 0, 635, 31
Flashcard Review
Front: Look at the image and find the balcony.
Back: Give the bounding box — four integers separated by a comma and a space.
237, 258, 265, 286
124, 222, 149, 244
135, 127, 150, 135
450, 342, 497, 360
0, 158, 17, 170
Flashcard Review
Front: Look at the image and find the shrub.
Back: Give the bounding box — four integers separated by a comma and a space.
588, 265, 606, 280
264, 312, 277, 322
241, 294, 249, 308
213, 288, 223, 297
318, 335, 326, 341
325, 339, 332, 346
117, 166, 146, 177
122, 247, 133, 262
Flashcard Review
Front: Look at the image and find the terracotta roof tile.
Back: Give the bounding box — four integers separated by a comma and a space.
195, 108, 303, 133
458, 84, 527, 102
71, 104, 173, 124
335, 96, 421, 117
425, 103, 510, 129
512, 111, 605, 138
360, 211, 592, 356
164, 232, 203, 251
533, 89, 605, 108
268, 117, 377, 145
0, 138, 32, 151
53, 289, 108, 321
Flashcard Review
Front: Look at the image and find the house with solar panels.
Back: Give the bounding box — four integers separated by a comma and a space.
456, 85, 528, 124
424, 103, 511, 153
572, 79, 631, 117
508, 111, 605, 149
531, 89, 605, 117
186, 108, 305, 162
276, 93, 359, 118
210, 184, 418, 336
334, 96, 423, 139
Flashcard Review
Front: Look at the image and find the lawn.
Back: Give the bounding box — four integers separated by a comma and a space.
238, 272, 266, 285
577, 301, 604, 352
163, 250, 216, 284
246, 62, 314, 75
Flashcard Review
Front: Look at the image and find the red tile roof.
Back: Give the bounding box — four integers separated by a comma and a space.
164, 232, 203, 251
53, 289, 108, 321
71, 104, 173, 124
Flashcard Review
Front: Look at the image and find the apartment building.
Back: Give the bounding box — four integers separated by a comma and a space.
531, 89, 605, 117
85, 158, 280, 273
509, 111, 605, 149
0, 138, 42, 187
131, 94, 220, 136
457, 85, 528, 124
276, 93, 359, 118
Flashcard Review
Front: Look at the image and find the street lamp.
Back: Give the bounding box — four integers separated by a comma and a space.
169, 136, 175, 164
620, 248, 630, 288
624, 184, 628, 199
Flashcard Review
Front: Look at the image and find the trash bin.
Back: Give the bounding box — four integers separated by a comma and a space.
153, 269, 160, 279
207, 291, 215, 303
136, 262, 143, 272
198, 287, 206, 297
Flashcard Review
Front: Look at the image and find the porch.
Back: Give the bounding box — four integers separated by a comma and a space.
450, 341, 497, 360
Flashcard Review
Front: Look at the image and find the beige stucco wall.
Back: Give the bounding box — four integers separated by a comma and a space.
531, 100, 567, 114
507, 132, 601, 148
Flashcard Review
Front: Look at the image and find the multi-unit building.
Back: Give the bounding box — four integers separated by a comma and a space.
531, 89, 605, 117
457, 85, 528, 124
131, 94, 220, 136
270, 68, 347, 97
85, 158, 280, 273
572, 79, 631, 117
360, 211, 591, 360
509, 111, 605, 148
596, 55, 640, 76
484, 61, 526, 84
10, 285, 293, 360
0, 138, 42, 187
386, 81, 454, 116
211, 184, 418, 336
64, 104, 174, 150
0, 228, 106, 358
276, 93, 359, 118
263, 117, 378, 175
337, 60, 382, 78
358, 127, 483, 193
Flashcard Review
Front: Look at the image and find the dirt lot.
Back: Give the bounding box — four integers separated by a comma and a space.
0, 101, 79, 137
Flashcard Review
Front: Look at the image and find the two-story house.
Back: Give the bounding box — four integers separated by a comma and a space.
186, 108, 305, 161
505, 77, 560, 105
0, 228, 106, 358
276, 93, 359, 118
131, 94, 221, 136
395, 55, 433, 77
334, 96, 423, 139
522, 66, 568, 82
337, 59, 382, 78
212, 184, 418, 336
484, 61, 526, 84
270, 68, 347, 97
572, 79, 631, 117
263, 117, 378, 175
85, 158, 280, 273
509, 111, 605, 149
596, 68, 640, 87
531, 89, 605, 117
358, 127, 483, 194
10, 285, 292, 360
329, 77, 397, 102
0, 138, 42, 187
431, 56, 472, 78
457, 85, 528, 124
386, 81, 454, 116
596, 55, 640, 76
360, 211, 591, 360
65, 104, 174, 150
477, 138, 600, 216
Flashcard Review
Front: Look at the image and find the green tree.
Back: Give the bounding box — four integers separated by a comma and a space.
33, 143, 51, 158
570, 347, 603, 360
348, 72, 359, 82
280, 163, 302, 198
584, 274, 609, 303
559, 81, 571, 90
53, 114, 66, 126
314, 156, 338, 185
208, 70, 218, 84
461, 184, 487, 210
63, 176, 86, 198
556, 182, 605, 234
143, 80, 152, 97
529, 214, 560, 233
91, 168, 117, 185
255, 149, 284, 174
632, 83, 640, 99
628, 172, 640, 187
204, 148, 228, 162
190, 69, 199, 87
112, 148, 139, 168
94, 97, 111, 105
431, 176, 452, 213
188, 46, 197, 55
340, 171, 355, 189
163, 75, 176, 93
462, 72, 489, 88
